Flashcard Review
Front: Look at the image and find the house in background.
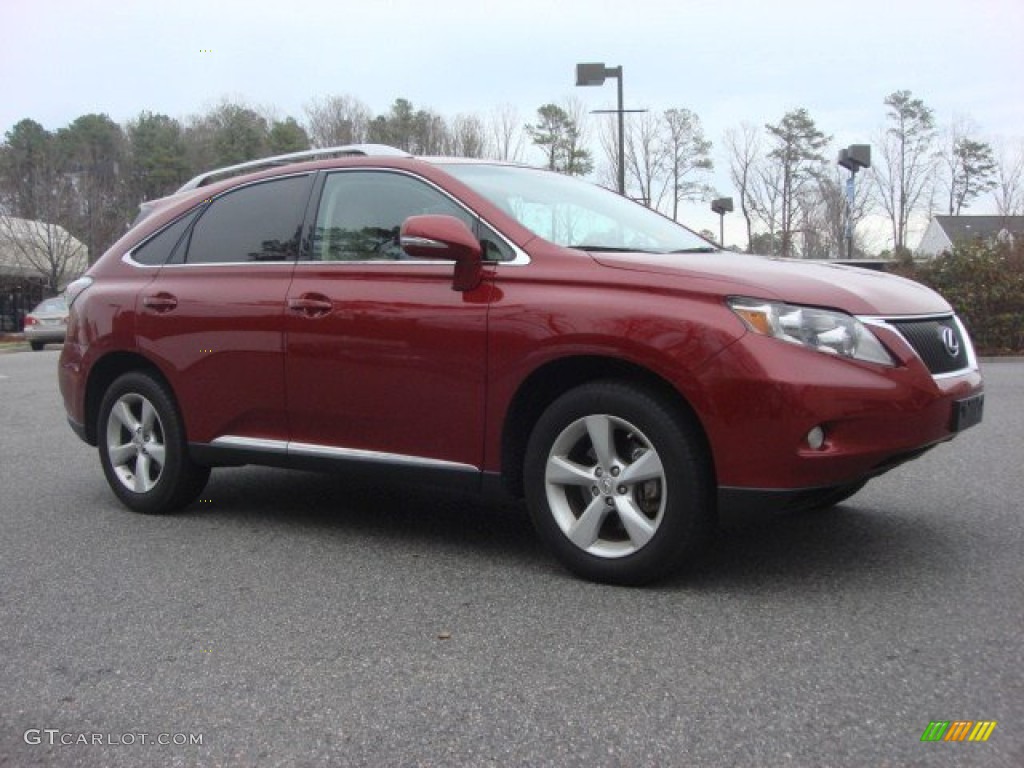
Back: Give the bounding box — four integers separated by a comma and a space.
917, 215, 1024, 258
0, 217, 88, 332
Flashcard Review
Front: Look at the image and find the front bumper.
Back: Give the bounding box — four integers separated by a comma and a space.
696, 329, 983, 491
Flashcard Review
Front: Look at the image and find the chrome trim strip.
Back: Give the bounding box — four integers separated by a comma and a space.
289, 442, 477, 471
211, 436, 289, 453
498, 248, 530, 266
859, 312, 979, 378
293, 260, 457, 267
209, 435, 478, 472
859, 312, 954, 324
177, 144, 411, 192
136, 259, 297, 269
400, 235, 446, 249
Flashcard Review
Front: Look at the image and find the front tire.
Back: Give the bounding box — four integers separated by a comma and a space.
97, 371, 210, 514
524, 381, 714, 585
30, 341, 44, 351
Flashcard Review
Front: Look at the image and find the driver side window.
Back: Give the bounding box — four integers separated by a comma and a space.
311, 171, 475, 262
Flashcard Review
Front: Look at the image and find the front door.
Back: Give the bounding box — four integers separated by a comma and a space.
284, 169, 492, 471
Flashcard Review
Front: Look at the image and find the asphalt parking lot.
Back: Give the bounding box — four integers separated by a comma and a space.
1, 349, 1021, 767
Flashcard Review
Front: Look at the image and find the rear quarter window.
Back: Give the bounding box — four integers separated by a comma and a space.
183, 175, 311, 264
131, 208, 203, 266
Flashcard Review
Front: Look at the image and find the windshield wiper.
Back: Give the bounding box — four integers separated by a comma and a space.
568, 244, 660, 253
667, 246, 719, 253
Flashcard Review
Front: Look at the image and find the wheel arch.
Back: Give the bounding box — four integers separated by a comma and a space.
83, 351, 175, 446
499, 355, 714, 498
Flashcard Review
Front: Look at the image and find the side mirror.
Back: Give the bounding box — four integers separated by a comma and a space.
400, 215, 483, 292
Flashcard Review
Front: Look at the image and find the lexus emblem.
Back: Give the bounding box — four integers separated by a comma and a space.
941, 326, 960, 358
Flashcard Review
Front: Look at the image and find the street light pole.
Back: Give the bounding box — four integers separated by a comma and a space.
614, 66, 624, 196
837, 144, 871, 260
711, 197, 733, 248
576, 62, 632, 195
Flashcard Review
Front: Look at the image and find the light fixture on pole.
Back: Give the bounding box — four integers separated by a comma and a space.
575, 62, 626, 195
837, 144, 870, 260
711, 197, 733, 248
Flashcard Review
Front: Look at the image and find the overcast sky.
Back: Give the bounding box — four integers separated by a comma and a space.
3, 0, 1022, 246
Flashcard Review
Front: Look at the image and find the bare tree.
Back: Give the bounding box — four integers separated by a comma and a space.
749, 159, 784, 255
803, 168, 873, 258
992, 138, 1024, 217
599, 108, 712, 214
662, 108, 713, 221
304, 95, 371, 148
596, 115, 621, 192
0, 214, 86, 293
448, 114, 488, 158
488, 104, 525, 162
723, 123, 761, 252
623, 111, 668, 208
937, 118, 998, 215
871, 90, 936, 253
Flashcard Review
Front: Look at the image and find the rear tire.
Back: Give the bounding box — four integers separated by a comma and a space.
524, 381, 714, 585
30, 341, 44, 351
97, 371, 210, 514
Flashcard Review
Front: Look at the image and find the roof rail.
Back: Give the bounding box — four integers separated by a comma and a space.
176, 144, 412, 193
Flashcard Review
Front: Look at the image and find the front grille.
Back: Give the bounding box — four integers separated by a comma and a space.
888, 317, 969, 374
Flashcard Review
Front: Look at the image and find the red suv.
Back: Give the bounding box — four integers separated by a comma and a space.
59, 145, 984, 584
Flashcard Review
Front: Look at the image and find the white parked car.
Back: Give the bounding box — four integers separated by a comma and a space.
23, 296, 68, 350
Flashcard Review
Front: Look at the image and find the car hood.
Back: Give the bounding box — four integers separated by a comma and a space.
592, 251, 951, 316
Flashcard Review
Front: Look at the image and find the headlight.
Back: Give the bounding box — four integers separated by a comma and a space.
727, 297, 894, 366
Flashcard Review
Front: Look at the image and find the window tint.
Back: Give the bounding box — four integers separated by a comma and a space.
132, 208, 202, 266
184, 175, 309, 264
479, 221, 514, 261
312, 171, 475, 262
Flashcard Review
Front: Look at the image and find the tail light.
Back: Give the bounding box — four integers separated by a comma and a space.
24, 315, 38, 327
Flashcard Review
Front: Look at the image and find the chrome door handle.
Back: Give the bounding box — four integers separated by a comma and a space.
142, 294, 178, 312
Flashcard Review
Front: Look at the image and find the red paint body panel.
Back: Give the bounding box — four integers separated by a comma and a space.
285, 263, 491, 467
134, 265, 293, 443
593, 251, 950, 316
59, 154, 984, 501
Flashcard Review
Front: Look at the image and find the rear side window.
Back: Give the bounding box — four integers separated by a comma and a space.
183, 175, 310, 264
132, 208, 202, 266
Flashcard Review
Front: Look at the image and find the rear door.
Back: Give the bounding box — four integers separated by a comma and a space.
284, 169, 492, 472
134, 173, 314, 445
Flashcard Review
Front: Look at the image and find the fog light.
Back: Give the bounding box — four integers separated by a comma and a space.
807, 426, 826, 451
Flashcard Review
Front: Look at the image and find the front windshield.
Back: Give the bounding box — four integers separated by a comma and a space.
438, 163, 715, 254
